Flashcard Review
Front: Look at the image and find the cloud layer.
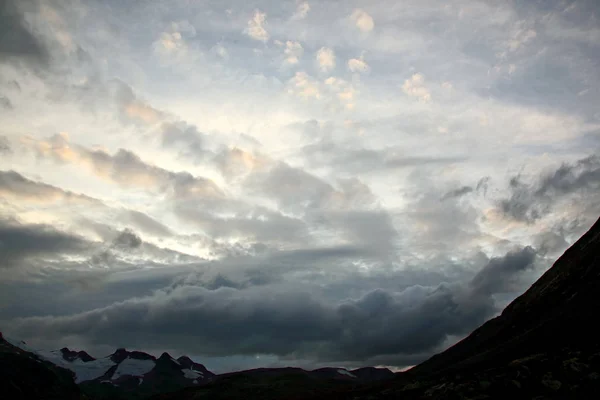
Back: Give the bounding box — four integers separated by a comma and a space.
1, 0, 599, 372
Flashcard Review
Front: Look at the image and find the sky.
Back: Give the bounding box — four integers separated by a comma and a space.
1, 0, 599, 373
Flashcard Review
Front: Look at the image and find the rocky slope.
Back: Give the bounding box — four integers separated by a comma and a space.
3, 338, 215, 400
0, 332, 88, 400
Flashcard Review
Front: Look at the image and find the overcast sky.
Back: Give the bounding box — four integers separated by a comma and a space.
1, 0, 599, 373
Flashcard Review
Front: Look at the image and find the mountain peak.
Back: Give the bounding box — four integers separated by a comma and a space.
60, 347, 95, 362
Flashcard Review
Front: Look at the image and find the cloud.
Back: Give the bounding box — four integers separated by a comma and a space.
350, 9, 374, 33
0, 95, 12, 109
287, 72, 321, 99
283, 41, 303, 65
402, 73, 431, 102
6, 246, 535, 363
112, 229, 142, 250
498, 155, 600, 223
26, 134, 223, 196
316, 47, 335, 72
159, 122, 209, 161
441, 186, 474, 200
113, 81, 164, 125
348, 56, 369, 73
292, 2, 310, 20
122, 210, 172, 238
154, 31, 187, 57
0, 0, 48, 65
0, 170, 100, 205
470, 246, 536, 296
0, 218, 93, 268
245, 10, 269, 42
0, 136, 11, 154
441, 178, 490, 201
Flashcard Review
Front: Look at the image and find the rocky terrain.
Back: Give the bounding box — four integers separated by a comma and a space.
0, 332, 87, 400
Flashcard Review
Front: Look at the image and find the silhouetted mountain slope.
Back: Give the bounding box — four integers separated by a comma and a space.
0, 333, 87, 400
411, 215, 600, 377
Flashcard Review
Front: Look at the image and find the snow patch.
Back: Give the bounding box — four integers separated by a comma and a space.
182, 369, 203, 379
337, 369, 356, 378
138, 377, 143, 386
193, 379, 198, 384
112, 357, 155, 380
4, 338, 116, 383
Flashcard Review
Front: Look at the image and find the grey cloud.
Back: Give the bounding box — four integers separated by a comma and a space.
0, 136, 10, 154
441, 185, 473, 200
0, 170, 100, 204
0, 218, 93, 268
112, 80, 164, 125
123, 210, 172, 237
173, 204, 310, 245
112, 229, 142, 250
476, 177, 490, 196
6, 246, 536, 364
250, 162, 334, 211
499, 155, 600, 223
441, 177, 490, 200
30, 134, 223, 197
160, 122, 209, 161
0, 0, 48, 65
533, 231, 568, 257
308, 210, 399, 258
302, 139, 466, 174
470, 246, 536, 296
0, 95, 12, 109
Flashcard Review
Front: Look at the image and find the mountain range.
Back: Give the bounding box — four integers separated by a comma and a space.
2, 216, 600, 399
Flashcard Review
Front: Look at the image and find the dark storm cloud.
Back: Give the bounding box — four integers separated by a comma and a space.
470, 246, 536, 296
7, 247, 537, 364
0, 218, 93, 268
499, 155, 600, 223
0, 0, 48, 65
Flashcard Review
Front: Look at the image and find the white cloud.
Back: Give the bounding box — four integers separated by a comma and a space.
246, 10, 269, 42
211, 44, 229, 59
348, 56, 370, 73
284, 41, 304, 65
316, 47, 336, 72
287, 72, 321, 99
508, 28, 537, 52
350, 9, 374, 32
402, 73, 431, 102
293, 2, 311, 20
153, 31, 187, 58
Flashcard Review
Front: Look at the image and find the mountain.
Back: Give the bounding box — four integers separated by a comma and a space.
2, 339, 215, 400
0, 332, 87, 400
149, 366, 394, 400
